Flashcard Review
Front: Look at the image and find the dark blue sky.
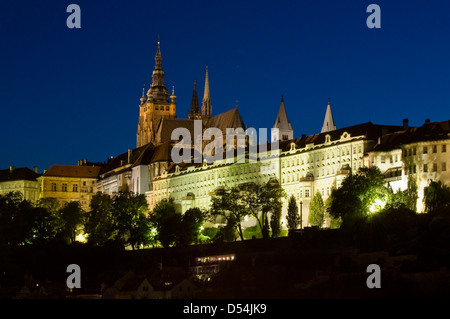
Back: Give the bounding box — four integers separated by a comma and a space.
1, 0, 449, 172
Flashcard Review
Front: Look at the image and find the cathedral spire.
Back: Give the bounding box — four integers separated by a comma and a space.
202, 66, 211, 118
321, 98, 336, 133
147, 39, 169, 102
189, 80, 200, 119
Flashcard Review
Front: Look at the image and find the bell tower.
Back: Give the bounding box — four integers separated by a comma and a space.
137, 40, 177, 147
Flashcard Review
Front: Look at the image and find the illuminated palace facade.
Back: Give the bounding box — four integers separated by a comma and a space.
131, 42, 450, 229
34, 41, 449, 231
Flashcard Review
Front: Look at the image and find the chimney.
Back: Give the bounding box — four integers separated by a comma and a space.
9, 166, 15, 173
128, 149, 132, 164
403, 118, 409, 130
33, 166, 38, 173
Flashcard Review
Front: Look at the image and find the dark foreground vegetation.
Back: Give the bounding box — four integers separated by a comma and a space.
1, 204, 449, 299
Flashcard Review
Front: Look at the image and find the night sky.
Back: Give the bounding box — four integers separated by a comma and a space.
1, 0, 449, 172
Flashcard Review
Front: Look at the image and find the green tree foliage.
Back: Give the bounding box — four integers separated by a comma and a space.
329, 167, 388, 226
177, 207, 205, 246
209, 179, 286, 240
309, 192, 325, 227
286, 194, 299, 230
59, 201, 84, 244
423, 180, 450, 213
0, 192, 32, 245
112, 192, 151, 250
209, 186, 247, 241
150, 198, 181, 248
84, 192, 115, 246
269, 204, 282, 238
261, 178, 285, 238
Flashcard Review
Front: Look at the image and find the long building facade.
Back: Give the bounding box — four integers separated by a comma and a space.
12, 41, 447, 232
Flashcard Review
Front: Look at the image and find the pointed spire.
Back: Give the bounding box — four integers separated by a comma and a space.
140, 85, 147, 105
170, 85, 176, 103
272, 95, 293, 142
148, 39, 169, 102
202, 66, 211, 118
321, 98, 336, 133
189, 80, 200, 119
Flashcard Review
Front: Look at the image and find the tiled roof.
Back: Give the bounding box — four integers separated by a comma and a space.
0, 167, 40, 182
205, 107, 246, 133
371, 120, 450, 152
279, 122, 405, 152
44, 165, 101, 178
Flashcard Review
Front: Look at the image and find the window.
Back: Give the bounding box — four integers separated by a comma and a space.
62, 183, 68, 192
327, 187, 330, 195
443, 162, 447, 172
305, 189, 310, 198
282, 134, 289, 140
443, 144, 447, 153
73, 184, 78, 192
423, 146, 428, 154
381, 156, 385, 164
433, 163, 437, 172
423, 164, 428, 172
433, 145, 437, 153
83, 181, 86, 186
51, 183, 57, 191
413, 147, 416, 155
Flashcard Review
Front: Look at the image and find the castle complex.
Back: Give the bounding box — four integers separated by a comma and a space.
5, 41, 447, 231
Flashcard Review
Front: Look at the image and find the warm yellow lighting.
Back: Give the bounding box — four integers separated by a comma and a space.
76, 233, 87, 243
369, 198, 386, 213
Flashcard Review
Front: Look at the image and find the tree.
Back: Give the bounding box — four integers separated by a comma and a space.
150, 198, 181, 248
209, 186, 247, 241
286, 195, 299, 230
112, 192, 151, 249
329, 167, 388, 226
309, 192, 325, 227
423, 180, 450, 213
59, 201, 85, 244
84, 192, 115, 246
28, 206, 62, 244
177, 207, 205, 246
261, 178, 285, 238
269, 205, 282, 238
0, 192, 33, 245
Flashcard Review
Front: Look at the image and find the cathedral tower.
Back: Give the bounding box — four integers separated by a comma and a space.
189, 80, 201, 119
201, 67, 212, 118
137, 40, 177, 147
